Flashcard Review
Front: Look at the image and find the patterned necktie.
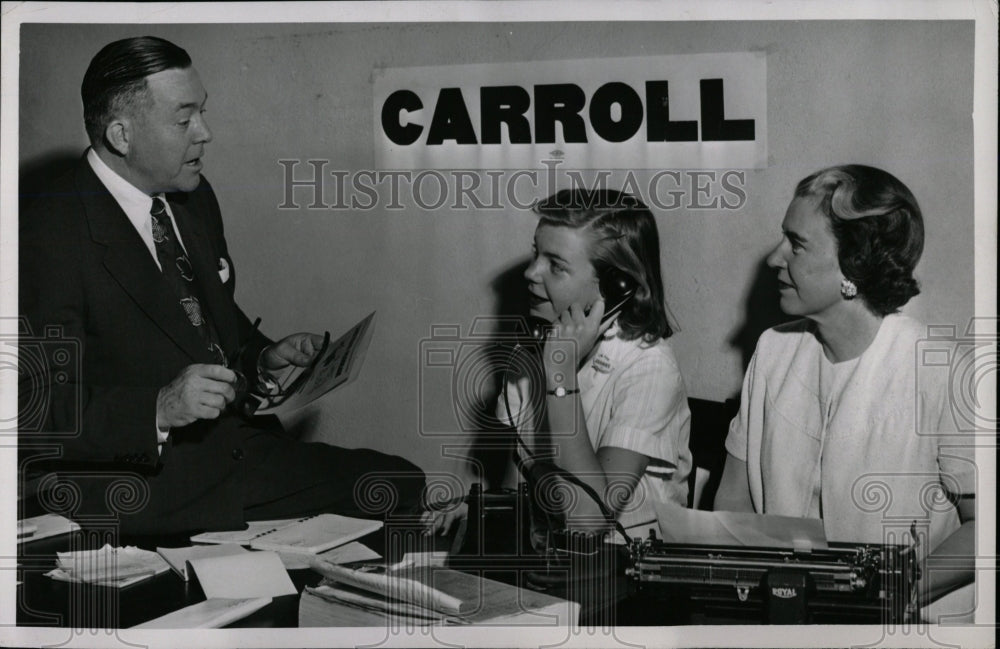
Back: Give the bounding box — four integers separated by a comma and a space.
150, 197, 226, 364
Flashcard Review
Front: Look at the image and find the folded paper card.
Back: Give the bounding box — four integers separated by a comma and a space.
156, 544, 249, 580
654, 500, 828, 550
187, 550, 296, 599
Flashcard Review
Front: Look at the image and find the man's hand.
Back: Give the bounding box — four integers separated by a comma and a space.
260, 332, 326, 372
156, 364, 237, 429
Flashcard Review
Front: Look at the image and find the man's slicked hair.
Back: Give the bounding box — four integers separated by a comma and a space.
82, 36, 191, 145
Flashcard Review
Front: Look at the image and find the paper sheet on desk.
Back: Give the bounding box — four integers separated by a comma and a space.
190, 518, 304, 545
188, 551, 296, 599
654, 501, 828, 550
19, 514, 81, 544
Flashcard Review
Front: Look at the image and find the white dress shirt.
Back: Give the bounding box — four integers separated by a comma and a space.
86, 148, 188, 266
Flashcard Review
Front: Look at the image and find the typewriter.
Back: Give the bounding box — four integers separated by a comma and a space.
625, 530, 920, 624
449, 483, 920, 625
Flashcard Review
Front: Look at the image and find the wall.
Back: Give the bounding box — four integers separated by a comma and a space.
18, 21, 975, 482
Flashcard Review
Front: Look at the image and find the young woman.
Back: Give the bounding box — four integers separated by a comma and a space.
499, 188, 691, 543
424, 188, 690, 542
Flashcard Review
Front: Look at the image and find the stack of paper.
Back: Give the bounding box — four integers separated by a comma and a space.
46, 544, 170, 587
300, 560, 579, 626
310, 562, 467, 618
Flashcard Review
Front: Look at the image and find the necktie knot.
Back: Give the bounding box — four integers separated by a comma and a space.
150, 198, 169, 244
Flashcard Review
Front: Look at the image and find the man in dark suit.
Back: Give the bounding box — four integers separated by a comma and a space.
19, 36, 424, 535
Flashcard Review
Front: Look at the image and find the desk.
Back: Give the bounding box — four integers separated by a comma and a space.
17, 523, 639, 628
16, 522, 446, 629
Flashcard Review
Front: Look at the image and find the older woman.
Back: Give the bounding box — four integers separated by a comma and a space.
715, 165, 976, 611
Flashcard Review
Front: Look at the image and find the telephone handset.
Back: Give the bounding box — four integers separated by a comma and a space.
526, 268, 638, 342
598, 267, 639, 325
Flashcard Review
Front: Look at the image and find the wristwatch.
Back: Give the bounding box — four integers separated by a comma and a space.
546, 386, 581, 398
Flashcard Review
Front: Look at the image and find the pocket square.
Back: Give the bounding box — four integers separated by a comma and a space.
217, 258, 231, 283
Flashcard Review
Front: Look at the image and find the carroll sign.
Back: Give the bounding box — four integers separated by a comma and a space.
373, 53, 766, 170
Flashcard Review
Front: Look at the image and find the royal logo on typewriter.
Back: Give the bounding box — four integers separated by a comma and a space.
770, 587, 798, 599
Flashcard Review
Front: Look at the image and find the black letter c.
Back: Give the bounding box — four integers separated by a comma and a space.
381, 90, 423, 145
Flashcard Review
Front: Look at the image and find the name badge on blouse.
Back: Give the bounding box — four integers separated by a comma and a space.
591, 353, 613, 374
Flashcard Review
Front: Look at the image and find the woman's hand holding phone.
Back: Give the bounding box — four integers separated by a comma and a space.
543, 297, 611, 388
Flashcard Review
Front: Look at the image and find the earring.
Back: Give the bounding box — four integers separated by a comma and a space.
840, 278, 858, 299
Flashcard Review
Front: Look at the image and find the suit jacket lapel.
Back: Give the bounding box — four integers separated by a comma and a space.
167, 197, 240, 356
76, 161, 210, 362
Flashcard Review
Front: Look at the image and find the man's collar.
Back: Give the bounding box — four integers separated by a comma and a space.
86, 148, 161, 210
